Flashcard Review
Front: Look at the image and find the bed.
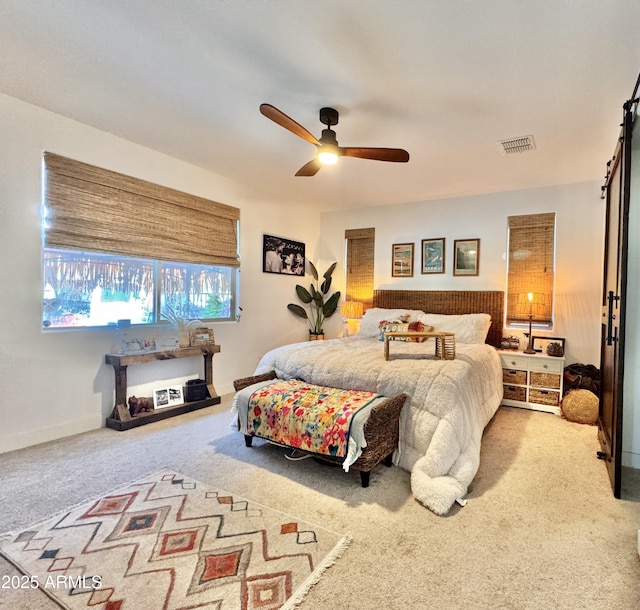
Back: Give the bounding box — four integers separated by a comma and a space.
253, 290, 505, 515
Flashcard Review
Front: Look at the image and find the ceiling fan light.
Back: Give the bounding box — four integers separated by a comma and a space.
317, 145, 339, 165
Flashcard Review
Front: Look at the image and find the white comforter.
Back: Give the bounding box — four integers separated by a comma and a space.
254, 336, 503, 515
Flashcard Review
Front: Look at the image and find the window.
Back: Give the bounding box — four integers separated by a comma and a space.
345, 228, 375, 311
506, 213, 556, 328
42, 153, 239, 329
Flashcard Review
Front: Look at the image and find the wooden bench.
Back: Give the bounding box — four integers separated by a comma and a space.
233, 371, 407, 487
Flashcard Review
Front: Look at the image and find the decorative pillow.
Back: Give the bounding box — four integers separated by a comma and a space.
417, 313, 492, 344
357, 308, 424, 338
378, 320, 434, 342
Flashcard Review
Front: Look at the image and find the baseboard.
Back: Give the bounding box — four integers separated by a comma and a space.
0, 415, 101, 454
622, 450, 640, 469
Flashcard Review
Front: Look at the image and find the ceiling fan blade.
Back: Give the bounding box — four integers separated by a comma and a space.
341, 147, 410, 163
260, 103, 320, 146
295, 159, 323, 177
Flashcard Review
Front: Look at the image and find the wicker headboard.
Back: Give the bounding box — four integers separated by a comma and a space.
372, 290, 504, 348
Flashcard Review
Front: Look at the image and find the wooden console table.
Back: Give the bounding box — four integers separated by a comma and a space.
105, 345, 221, 431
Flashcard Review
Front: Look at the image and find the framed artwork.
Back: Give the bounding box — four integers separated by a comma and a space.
153, 385, 184, 409
453, 239, 480, 276
189, 327, 215, 346
532, 336, 566, 355
153, 388, 169, 409
263, 234, 305, 275
421, 238, 445, 274
167, 385, 184, 406
392, 243, 414, 277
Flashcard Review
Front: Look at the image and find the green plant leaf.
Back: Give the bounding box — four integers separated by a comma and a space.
323, 291, 341, 317
287, 303, 308, 319
320, 276, 332, 295
295, 285, 313, 303
309, 261, 319, 281
323, 262, 337, 279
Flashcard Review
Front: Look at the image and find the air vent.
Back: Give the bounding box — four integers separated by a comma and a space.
498, 135, 536, 155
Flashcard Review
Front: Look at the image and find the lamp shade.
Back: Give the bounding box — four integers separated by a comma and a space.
515, 292, 546, 318
340, 301, 364, 319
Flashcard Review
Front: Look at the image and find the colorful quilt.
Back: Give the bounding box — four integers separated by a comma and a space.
247, 379, 380, 458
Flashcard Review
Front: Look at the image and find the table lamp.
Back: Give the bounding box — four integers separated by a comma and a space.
340, 301, 364, 337
517, 292, 545, 354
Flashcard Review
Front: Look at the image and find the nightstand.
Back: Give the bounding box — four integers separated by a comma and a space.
498, 350, 565, 414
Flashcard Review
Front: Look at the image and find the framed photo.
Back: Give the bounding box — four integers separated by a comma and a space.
153, 388, 170, 409
120, 335, 157, 354
421, 238, 445, 274
263, 234, 305, 275
392, 243, 414, 277
453, 239, 480, 276
167, 385, 184, 406
189, 327, 215, 346
532, 336, 566, 355
153, 386, 184, 409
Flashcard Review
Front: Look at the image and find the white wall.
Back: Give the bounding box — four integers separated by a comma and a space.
320, 182, 605, 367
5, 92, 634, 465
320, 179, 640, 463
0, 94, 321, 453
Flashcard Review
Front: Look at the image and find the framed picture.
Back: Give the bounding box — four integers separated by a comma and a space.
189, 327, 215, 346
120, 335, 157, 354
392, 243, 414, 277
421, 238, 445, 274
153, 388, 170, 409
167, 385, 184, 406
263, 234, 305, 275
532, 336, 566, 355
154, 386, 184, 409
453, 239, 480, 276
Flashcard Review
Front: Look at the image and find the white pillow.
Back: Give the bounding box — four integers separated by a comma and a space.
417, 313, 492, 344
357, 308, 424, 338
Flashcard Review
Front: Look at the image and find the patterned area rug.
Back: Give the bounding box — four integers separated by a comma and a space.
0, 469, 351, 610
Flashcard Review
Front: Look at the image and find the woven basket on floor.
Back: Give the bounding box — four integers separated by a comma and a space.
561, 389, 598, 425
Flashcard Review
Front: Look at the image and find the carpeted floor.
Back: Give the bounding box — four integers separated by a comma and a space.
0, 395, 639, 609
0, 469, 350, 610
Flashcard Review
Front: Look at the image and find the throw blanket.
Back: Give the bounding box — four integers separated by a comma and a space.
255, 336, 503, 515
247, 379, 380, 458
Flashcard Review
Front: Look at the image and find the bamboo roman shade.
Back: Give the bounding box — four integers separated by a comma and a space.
506, 213, 555, 326
43, 152, 240, 267
345, 228, 375, 311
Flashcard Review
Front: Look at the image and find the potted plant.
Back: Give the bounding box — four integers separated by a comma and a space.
287, 261, 341, 340
162, 303, 203, 348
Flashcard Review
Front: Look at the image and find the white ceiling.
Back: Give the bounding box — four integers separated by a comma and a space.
0, 0, 639, 211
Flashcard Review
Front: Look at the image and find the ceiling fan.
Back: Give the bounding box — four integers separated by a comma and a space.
259, 103, 410, 176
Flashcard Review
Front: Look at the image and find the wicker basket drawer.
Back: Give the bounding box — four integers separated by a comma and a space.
502, 369, 527, 385
530, 371, 561, 389
503, 385, 527, 402
529, 388, 560, 407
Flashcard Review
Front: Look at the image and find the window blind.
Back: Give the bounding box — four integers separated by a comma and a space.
506, 213, 555, 325
43, 152, 240, 267
345, 228, 375, 311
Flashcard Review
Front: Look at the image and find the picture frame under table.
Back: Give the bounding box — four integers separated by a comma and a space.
153, 385, 184, 409
392, 243, 414, 277
453, 238, 480, 276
